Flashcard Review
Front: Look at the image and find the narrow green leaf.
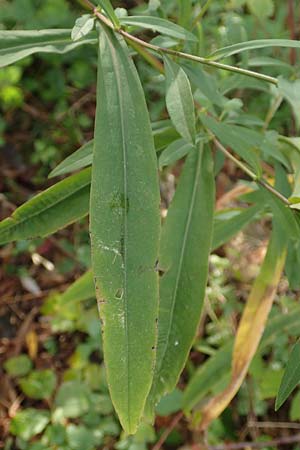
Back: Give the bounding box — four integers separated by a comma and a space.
276, 340, 300, 410
164, 56, 196, 144
71, 14, 95, 41
0, 168, 90, 245
49, 140, 94, 178
200, 113, 262, 176
90, 26, 160, 434
98, 0, 120, 28
120, 16, 197, 42
248, 56, 293, 72
146, 144, 215, 415
159, 138, 195, 169
212, 203, 263, 251
278, 77, 300, 129
0, 29, 96, 68
210, 39, 300, 61
60, 270, 95, 304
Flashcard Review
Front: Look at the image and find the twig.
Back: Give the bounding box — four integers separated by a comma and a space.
81, 0, 278, 85
213, 137, 291, 206
192, 0, 213, 27
152, 412, 183, 450
248, 420, 300, 430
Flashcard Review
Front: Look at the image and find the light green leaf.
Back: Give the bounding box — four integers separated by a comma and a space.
248, 56, 293, 72
200, 114, 262, 176
55, 381, 91, 418
164, 56, 196, 143
159, 138, 195, 169
4, 354, 32, 377
210, 39, 300, 61
90, 26, 160, 434
278, 77, 300, 129
212, 203, 263, 251
49, 141, 94, 178
146, 144, 215, 415
72, 14, 95, 41
0, 29, 96, 68
98, 0, 120, 28
120, 16, 197, 42
10, 409, 50, 441
247, 0, 274, 19
276, 340, 300, 410
60, 270, 95, 304
0, 168, 90, 245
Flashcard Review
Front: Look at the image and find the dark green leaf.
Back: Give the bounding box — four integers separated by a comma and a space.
59, 270, 95, 304
19, 369, 56, 399
4, 354, 32, 377
159, 138, 195, 169
49, 141, 94, 178
90, 26, 160, 434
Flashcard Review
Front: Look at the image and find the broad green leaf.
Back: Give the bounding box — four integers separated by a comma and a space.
164, 56, 196, 144
0, 168, 90, 245
247, 0, 274, 19
0, 29, 96, 68
90, 26, 160, 434
212, 203, 263, 251
198, 229, 287, 430
71, 14, 95, 42
210, 39, 300, 61
276, 340, 300, 410
200, 114, 262, 176
120, 16, 197, 42
55, 381, 91, 418
278, 77, 300, 129
19, 370, 57, 400
10, 409, 50, 440
99, 0, 121, 28
159, 138, 195, 169
49, 140, 94, 178
60, 270, 95, 304
146, 144, 215, 415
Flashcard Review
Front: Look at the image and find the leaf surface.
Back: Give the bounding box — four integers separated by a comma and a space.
0, 169, 90, 245
210, 39, 300, 60
90, 26, 160, 434
146, 145, 215, 415
71, 14, 95, 41
49, 140, 94, 178
0, 29, 96, 67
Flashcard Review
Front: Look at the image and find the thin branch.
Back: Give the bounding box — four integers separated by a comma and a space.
152, 412, 183, 450
200, 433, 300, 450
213, 137, 291, 206
81, 0, 278, 85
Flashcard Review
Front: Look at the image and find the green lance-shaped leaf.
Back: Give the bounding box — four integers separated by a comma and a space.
164, 55, 196, 144
120, 16, 197, 42
146, 144, 215, 415
90, 26, 160, 434
98, 0, 121, 29
276, 339, 300, 410
0, 168, 90, 245
49, 140, 94, 178
200, 113, 262, 176
210, 39, 300, 61
159, 138, 196, 169
0, 29, 97, 68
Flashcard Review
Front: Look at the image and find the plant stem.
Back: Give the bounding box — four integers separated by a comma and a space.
192, 0, 213, 27
213, 137, 291, 206
81, 0, 278, 85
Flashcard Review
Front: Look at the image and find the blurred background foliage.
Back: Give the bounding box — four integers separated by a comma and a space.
0, 0, 300, 449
